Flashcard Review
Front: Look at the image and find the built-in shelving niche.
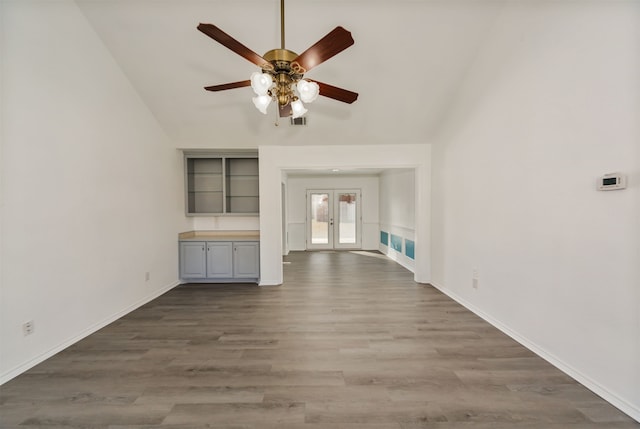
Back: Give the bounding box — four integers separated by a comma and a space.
184, 151, 259, 216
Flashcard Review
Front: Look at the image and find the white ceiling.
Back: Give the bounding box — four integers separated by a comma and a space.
76, 0, 505, 148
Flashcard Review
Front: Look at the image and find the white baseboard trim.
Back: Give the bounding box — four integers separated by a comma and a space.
259, 281, 281, 287
0, 280, 181, 385
379, 246, 415, 274
394, 255, 414, 273
429, 281, 640, 423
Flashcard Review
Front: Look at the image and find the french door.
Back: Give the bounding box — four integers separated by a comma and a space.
306, 189, 361, 250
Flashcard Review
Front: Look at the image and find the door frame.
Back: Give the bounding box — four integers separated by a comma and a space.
306, 189, 362, 250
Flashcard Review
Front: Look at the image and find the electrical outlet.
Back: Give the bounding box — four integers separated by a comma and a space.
472, 269, 479, 289
23, 320, 34, 336
145, 271, 150, 282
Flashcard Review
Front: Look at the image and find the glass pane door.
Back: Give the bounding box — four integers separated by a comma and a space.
337, 192, 357, 245
307, 189, 361, 250
309, 191, 332, 248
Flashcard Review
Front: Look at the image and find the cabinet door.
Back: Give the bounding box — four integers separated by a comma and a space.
206, 242, 234, 278
179, 242, 206, 278
233, 242, 260, 279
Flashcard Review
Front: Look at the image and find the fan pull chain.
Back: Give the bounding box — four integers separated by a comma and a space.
274, 101, 280, 126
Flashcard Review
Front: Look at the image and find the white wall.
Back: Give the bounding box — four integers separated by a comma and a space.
0, 1, 187, 383
431, 0, 640, 420
286, 175, 379, 251
190, 216, 259, 232
259, 144, 431, 286
379, 169, 415, 271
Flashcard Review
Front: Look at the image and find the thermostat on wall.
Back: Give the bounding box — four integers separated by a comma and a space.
598, 173, 627, 191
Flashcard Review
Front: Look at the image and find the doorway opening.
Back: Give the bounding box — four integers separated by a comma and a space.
306, 189, 362, 250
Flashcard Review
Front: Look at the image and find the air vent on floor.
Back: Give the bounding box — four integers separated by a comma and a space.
290, 117, 307, 126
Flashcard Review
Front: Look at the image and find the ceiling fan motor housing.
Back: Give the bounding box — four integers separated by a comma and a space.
263, 49, 304, 106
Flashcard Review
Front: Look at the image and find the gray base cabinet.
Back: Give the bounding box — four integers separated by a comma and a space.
206, 242, 233, 278
232, 242, 260, 278
179, 241, 259, 283
179, 241, 207, 278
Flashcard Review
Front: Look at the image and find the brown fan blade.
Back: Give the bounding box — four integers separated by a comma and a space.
290, 27, 354, 74
279, 103, 292, 117
204, 80, 251, 92
309, 80, 358, 104
197, 23, 272, 70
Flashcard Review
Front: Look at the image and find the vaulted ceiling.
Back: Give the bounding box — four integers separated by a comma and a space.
76, 0, 505, 148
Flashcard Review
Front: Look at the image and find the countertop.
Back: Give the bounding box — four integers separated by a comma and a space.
178, 230, 260, 241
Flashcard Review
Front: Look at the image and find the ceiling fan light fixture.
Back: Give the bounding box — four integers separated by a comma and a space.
252, 95, 272, 114
291, 99, 307, 118
198, 0, 358, 123
250, 71, 273, 96
297, 79, 320, 103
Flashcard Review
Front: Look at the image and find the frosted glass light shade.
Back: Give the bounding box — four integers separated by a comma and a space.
252, 95, 272, 114
291, 100, 307, 118
297, 79, 320, 103
250, 72, 273, 96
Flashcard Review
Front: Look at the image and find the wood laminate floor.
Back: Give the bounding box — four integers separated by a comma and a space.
1, 251, 638, 428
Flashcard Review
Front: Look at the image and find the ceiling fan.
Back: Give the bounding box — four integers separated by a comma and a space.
197, 0, 358, 120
